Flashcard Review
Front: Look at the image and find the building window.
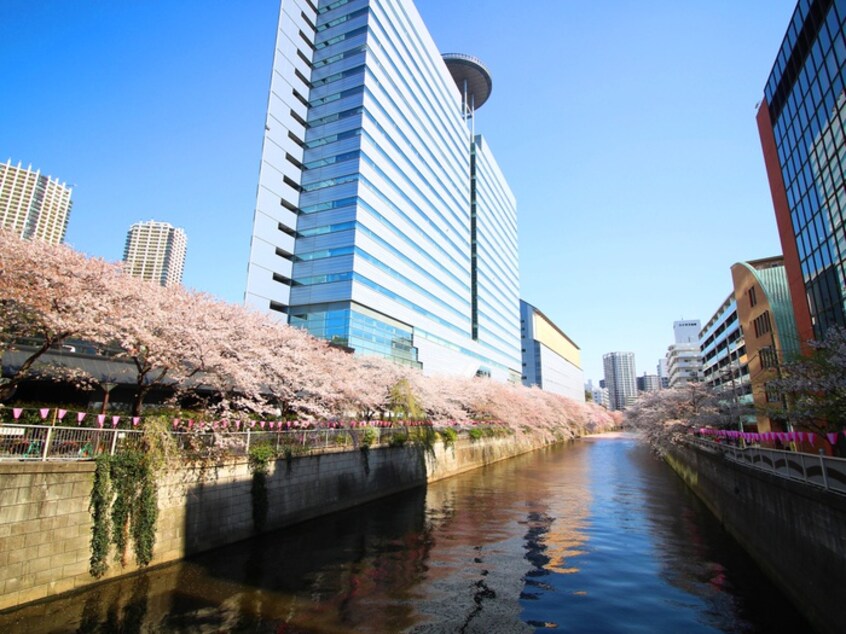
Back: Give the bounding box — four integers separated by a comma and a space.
753, 311, 772, 338
748, 286, 758, 308
760, 346, 778, 369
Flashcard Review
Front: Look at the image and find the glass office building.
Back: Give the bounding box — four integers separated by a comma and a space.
758, 0, 846, 344
245, 0, 521, 381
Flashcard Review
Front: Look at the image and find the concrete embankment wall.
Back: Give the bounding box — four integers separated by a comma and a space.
664, 442, 846, 634
0, 433, 550, 611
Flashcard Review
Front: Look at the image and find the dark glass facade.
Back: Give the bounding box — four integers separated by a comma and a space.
761, 0, 846, 340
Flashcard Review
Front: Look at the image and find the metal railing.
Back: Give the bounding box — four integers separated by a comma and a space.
685, 436, 846, 496
0, 423, 464, 462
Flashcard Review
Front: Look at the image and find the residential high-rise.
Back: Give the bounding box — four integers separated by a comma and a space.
520, 300, 584, 401
757, 0, 846, 345
123, 221, 187, 287
245, 0, 521, 381
0, 159, 72, 244
602, 352, 637, 411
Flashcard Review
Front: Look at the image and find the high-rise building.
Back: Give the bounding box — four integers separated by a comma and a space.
520, 301, 584, 402
602, 352, 637, 411
666, 319, 702, 387
245, 0, 521, 381
123, 221, 187, 287
757, 0, 846, 345
0, 159, 72, 244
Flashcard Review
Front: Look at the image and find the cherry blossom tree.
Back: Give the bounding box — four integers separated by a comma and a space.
0, 230, 126, 400
770, 326, 846, 434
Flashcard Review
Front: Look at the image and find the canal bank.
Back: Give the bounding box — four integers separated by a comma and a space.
0, 432, 553, 611
0, 435, 812, 633
664, 439, 846, 634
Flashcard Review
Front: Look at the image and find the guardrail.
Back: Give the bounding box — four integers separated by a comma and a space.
0, 423, 463, 462
685, 436, 846, 496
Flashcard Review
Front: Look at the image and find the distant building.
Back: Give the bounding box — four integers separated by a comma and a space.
636, 373, 661, 393
666, 319, 702, 387
657, 358, 669, 388
520, 301, 584, 401
586, 380, 610, 408
757, 1, 846, 344
123, 221, 187, 287
731, 257, 800, 433
603, 352, 637, 410
0, 159, 72, 244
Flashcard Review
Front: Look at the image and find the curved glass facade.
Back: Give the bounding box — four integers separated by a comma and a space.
762, 0, 846, 338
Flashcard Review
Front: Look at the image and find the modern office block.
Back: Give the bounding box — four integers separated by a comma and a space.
245, 0, 521, 380
123, 221, 187, 287
520, 301, 584, 402
602, 352, 637, 411
0, 159, 72, 244
757, 0, 846, 345
731, 256, 801, 432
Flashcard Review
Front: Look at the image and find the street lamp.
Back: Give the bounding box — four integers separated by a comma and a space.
100, 382, 117, 415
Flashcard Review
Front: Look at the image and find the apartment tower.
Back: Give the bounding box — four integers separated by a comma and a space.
245, 0, 521, 381
602, 352, 637, 411
123, 221, 187, 287
0, 159, 72, 244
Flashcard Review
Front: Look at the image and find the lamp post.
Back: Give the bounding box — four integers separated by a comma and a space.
100, 382, 117, 415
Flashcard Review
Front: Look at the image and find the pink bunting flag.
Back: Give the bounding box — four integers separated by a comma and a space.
77, 412, 86, 424
112, 416, 120, 427
269, 421, 275, 430
250, 421, 256, 428
827, 432, 839, 446
57, 409, 67, 420
132, 417, 140, 426
235, 421, 241, 430
173, 418, 180, 429
97, 414, 105, 428
39, 408, 50, 420
260, 421, 266, 429
808, 433, 816, 445
13, 408, 22, 419
798, 431, 806, 443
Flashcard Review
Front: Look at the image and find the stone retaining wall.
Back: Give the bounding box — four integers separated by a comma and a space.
665, 441, 846, 634
0, 432, 552, 611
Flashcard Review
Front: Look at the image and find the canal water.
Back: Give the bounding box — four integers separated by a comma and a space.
2, 434, 813, 633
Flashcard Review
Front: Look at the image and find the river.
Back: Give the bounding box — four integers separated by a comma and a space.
0, 433, 813, 633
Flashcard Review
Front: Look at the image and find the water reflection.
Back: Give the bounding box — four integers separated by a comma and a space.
0, 436, 813, 633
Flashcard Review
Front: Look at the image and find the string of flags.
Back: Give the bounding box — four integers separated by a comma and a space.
2, 406, 490, 431
698, 427, 845, 447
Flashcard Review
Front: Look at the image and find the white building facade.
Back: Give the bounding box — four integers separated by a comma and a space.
666, 319, 703, 387
123, 221, 187, 287
245, 0, 521, 381
0, 159, 72, 245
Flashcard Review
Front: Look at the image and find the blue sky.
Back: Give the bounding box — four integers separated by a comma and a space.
1, 1, 797, 384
